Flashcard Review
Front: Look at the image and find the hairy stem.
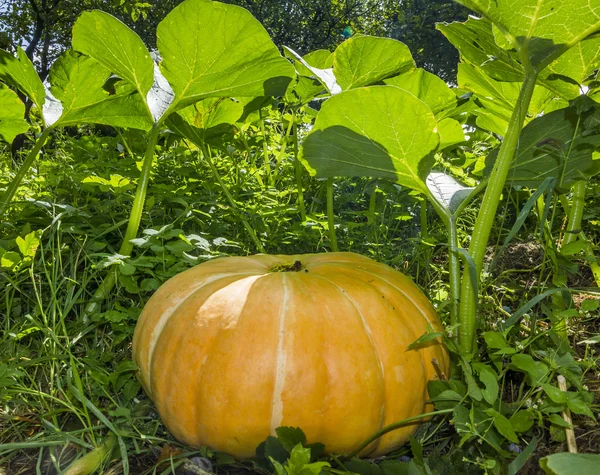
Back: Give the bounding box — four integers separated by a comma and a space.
458, 71, 538, 355
84, 126, 160, 316
327, 177, 339, 252
0, 128, 51, 218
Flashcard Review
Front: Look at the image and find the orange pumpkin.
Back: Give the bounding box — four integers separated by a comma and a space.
132, 252, 448, 459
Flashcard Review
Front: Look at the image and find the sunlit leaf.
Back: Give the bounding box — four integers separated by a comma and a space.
333, 36, 414, 90
284, 46, 341, 95
454, 0, 600, 68
485, 102, 600, 188
167, 97, 243, 146
48, 50, 152, 130
0, 47, 46, 116
300, 86, 438, 192
457, 63, 553, 135
0, 85, 29, 142
158, 0, 295, 110
72, 10, 154, 100
384, 68, 457, 118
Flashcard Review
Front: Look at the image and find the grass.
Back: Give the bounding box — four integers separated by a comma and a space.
1, 123, 600, 474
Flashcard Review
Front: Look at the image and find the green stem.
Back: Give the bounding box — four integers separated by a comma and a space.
259, 109, 271, 188
292, 118, 307, 221
64, 434, 116, 475
560, 181, 600, 286
425, 190, 460, 337
84, 126, 160, 316
327, 177, 338, 252
562, 181, 585, 248
200, 143, 266, 253
0, 128, 52, 217
344, 409, 453, 459
448, 216, 460, 332
458, 71, 538, 356
368, 188, 377, 225
272, 108, 295, 183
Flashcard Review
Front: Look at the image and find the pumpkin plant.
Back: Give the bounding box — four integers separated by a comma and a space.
300, 0, 600, 356
132, 252, 449, 458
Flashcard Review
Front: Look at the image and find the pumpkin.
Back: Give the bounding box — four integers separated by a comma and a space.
132, 252, 448, 459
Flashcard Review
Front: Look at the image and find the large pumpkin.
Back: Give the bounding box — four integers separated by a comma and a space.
132, 252, 448, 459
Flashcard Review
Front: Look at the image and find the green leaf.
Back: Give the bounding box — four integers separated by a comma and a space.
548, 413, 572, 428
300, 86, 438, 192
16, 231, 41, 258
486, 103, 600, 189
48, 50, 152, 130
483, 331, 509, 349
439, 16, 599, 100
292, 49, 334, 77
407, 324, 444, 350
460, 357, 483, 402
580, 299, 599, 312
510, 410, 535, 433
72, 10, 154, 100
457, 62, 552, 135
157, 0, 294, 110
274, 427, 306, 453
540, 36, 600, 99
511, 354, 549, 386
0, 47, 46, 115
333, 36, 414, 90
287, 444, 311, 471
0, 85, 29, 143
540, 453, 600, 475
542, 383, 567, 404
437, 118, 466, 150
485, 408, 519, 443
119, 275, 139, 294
438, 18, 523, 84
454, 0, 600, 68
473, 363, 499, 405
119, 263, 137, 276
560, 239, 588, 256
1, 251, 21, 270
426, 172, 475, 215
167, 97, 243, 145
566, 397, 595, 419
384, 68, 457, 118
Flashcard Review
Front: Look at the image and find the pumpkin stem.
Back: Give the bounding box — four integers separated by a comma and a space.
269, 260, 305, 272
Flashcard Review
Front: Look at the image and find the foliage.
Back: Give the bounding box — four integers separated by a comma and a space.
1, 0, 600, 473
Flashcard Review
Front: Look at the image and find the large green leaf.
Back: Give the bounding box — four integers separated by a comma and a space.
384, 68, 457, 118
0, 85, 29, 142
300, 86, 438, 192
439, 17, 600, 100
333, 36, 414, 90
484, 101, 600, 188
540, 453, 600, 475
72, 10, 154, 100
0, 47, 46, 116
455, 0, 600, 68
284, 49, 333, 104
540, 36, 600, 98
167, 97, 243, 146
48, 50, 152, 130
157, 0, 294, 111
438, 18, 523, 82
458, 63, 553, 135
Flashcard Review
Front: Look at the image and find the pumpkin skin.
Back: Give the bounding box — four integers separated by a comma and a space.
132, 252, 448, 459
